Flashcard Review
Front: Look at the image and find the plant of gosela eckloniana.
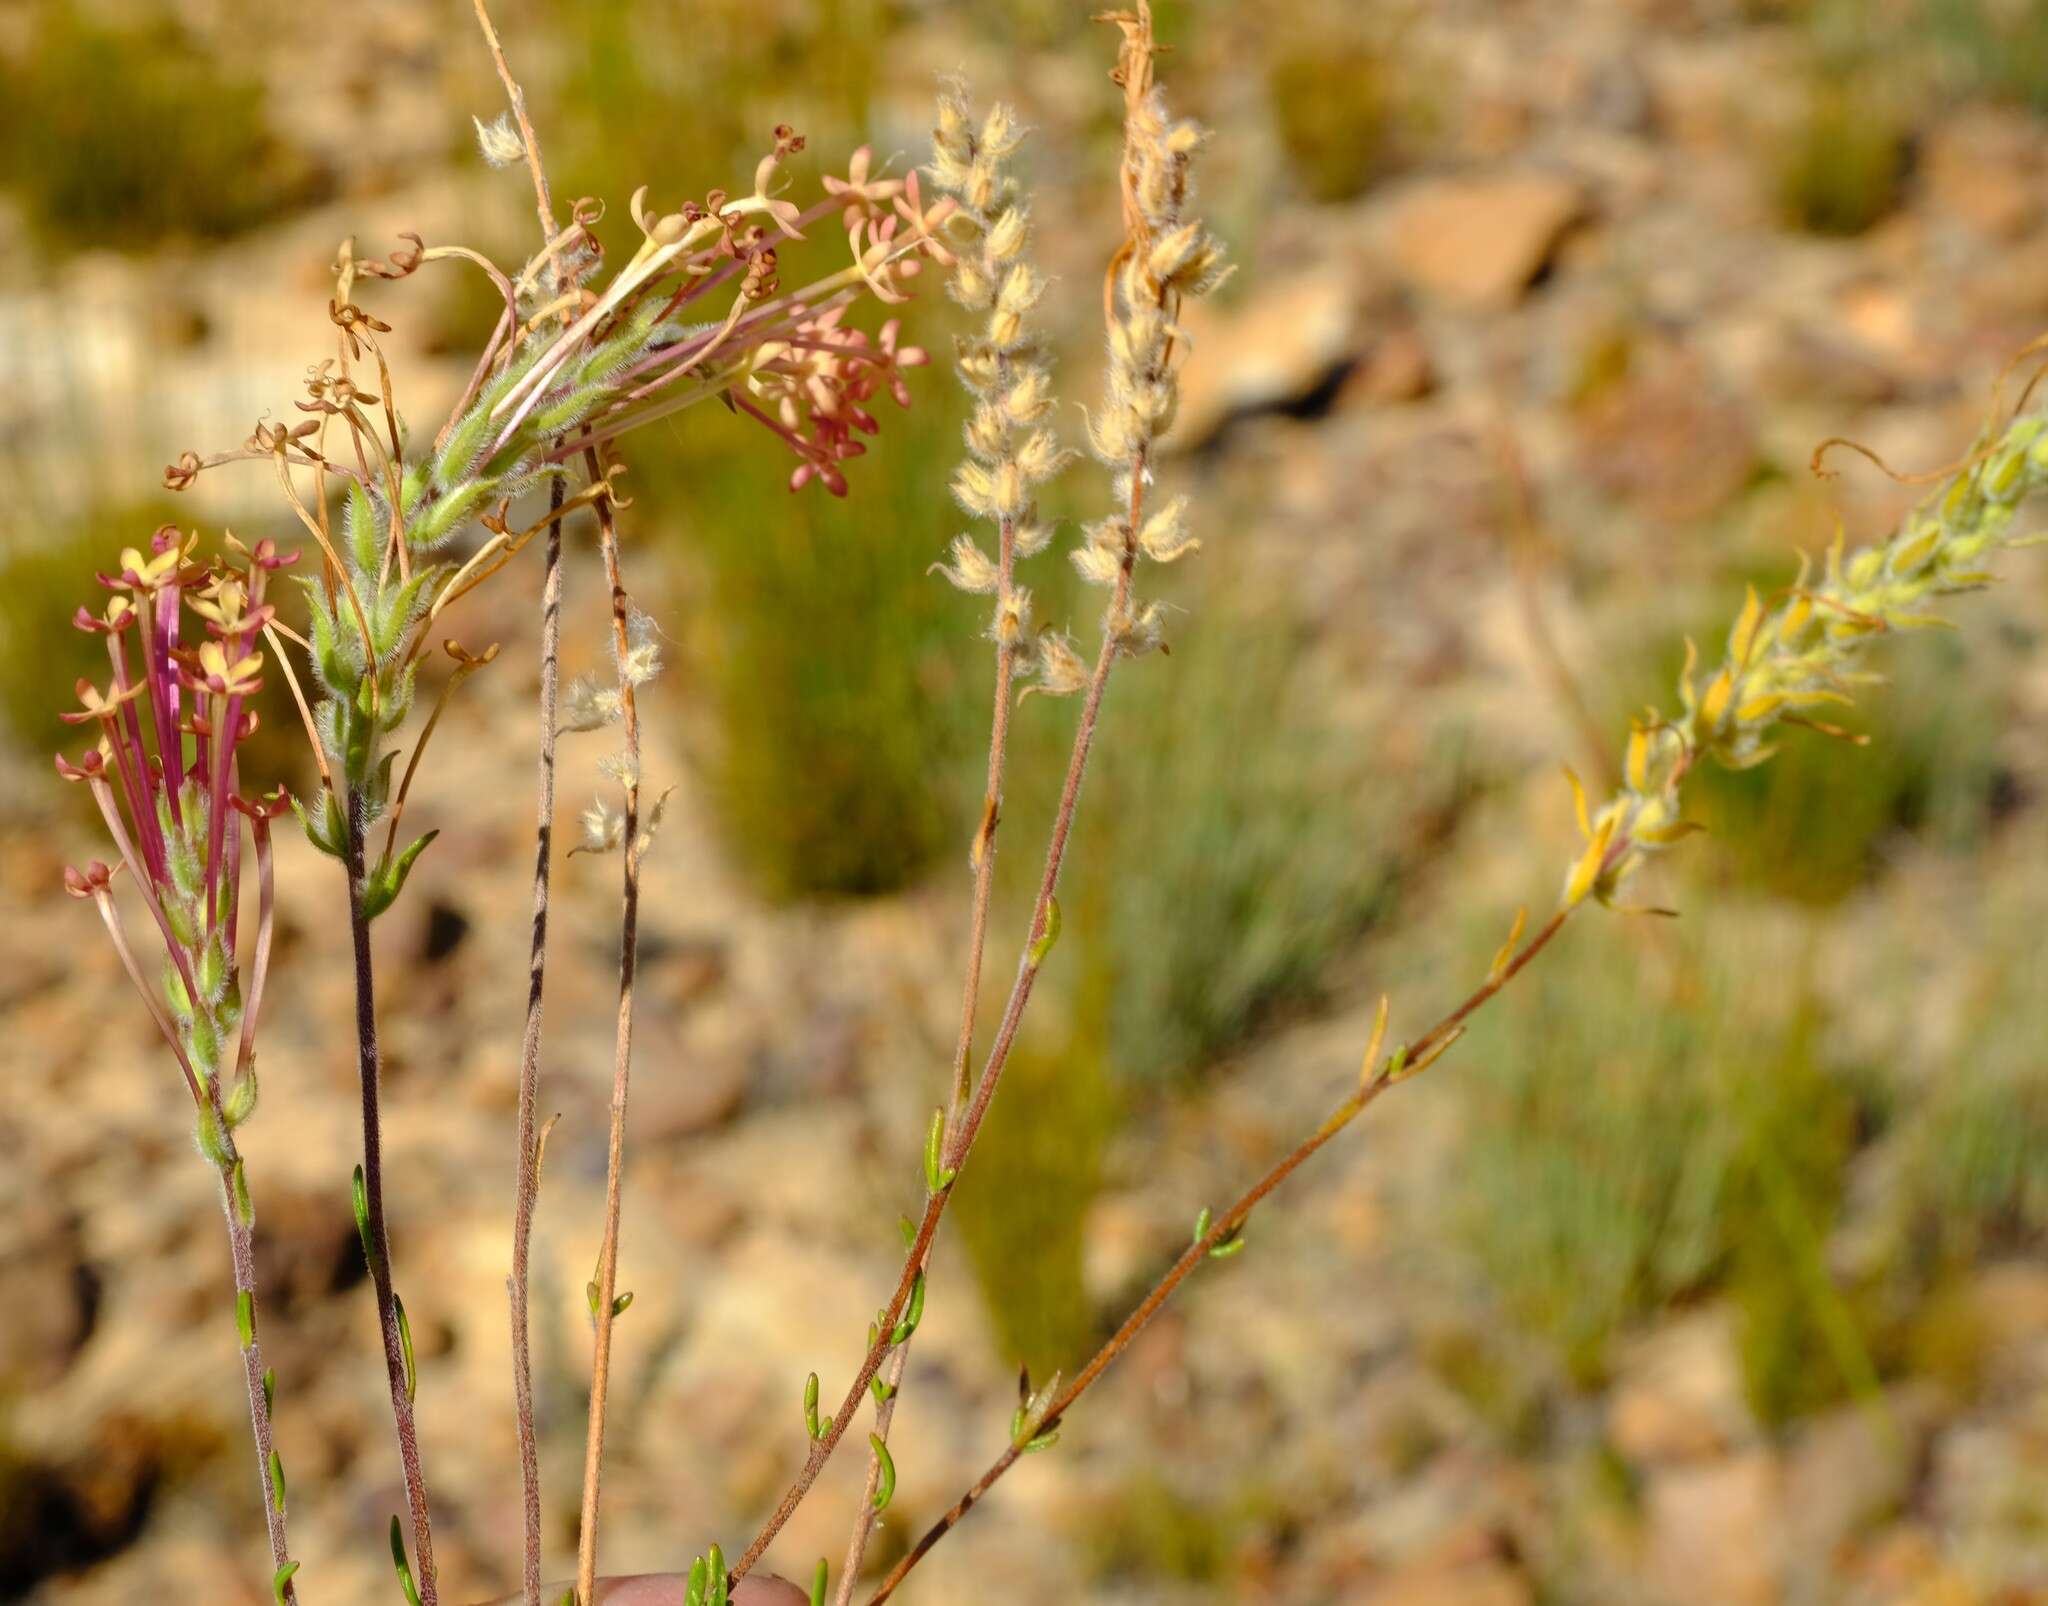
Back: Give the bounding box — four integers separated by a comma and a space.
55, 524, 302, 1597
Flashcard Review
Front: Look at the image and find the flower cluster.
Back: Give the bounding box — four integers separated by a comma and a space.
1565, 407, 2048, 908
928, 85, 1078, 686
1075, 4, 1228, 659
57, 526, 292, 1142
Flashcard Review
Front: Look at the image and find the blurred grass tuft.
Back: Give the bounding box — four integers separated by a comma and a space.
0, 11, 325, 253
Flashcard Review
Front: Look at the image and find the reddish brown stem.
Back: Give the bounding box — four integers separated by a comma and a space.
344, 792, 439, 1605
575, 452, 646, 1605
863, 907, 1575, 1603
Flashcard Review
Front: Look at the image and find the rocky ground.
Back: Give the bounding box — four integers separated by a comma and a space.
5, 1, 2048, 1602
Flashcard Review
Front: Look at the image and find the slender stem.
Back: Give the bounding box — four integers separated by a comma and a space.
510, 482, 565, 1606
345, 792, 439, 1605
575, 453, 646, 1605
216, 1138, 298, 1599
864, 909, 1576, 1603
832, 1345, 911, 1606
835, 501, 1021, 1597
732, 558, 1135, 1588
468, 13, 569, 1595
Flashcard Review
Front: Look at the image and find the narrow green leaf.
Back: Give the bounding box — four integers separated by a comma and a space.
262, 1367, 276, 1418
1027, 895, 1062, 967
272, 1560, 300, 1604
869, 1433, 896, 1511
611, 1290, 634, 1317
810, 1559, 829, 1606
390, 1516, 423, 1606
890, 1271, 926, 1344
269, 1448, 286, 1511
395, 1294, 417, 1403
235, 1290, 255, 1349
351, 1165, 377, 1276
803, 1371, 822, 1440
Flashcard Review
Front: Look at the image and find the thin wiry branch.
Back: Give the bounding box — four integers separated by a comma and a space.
863, 910, 1576, 1603
468, 10, 569, 1597
574, 444, 649, 1605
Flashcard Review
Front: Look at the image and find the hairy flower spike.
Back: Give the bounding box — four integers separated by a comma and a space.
1564, 407, 2048, 909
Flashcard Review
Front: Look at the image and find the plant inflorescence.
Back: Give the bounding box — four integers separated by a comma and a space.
46, 3, 2048, 1604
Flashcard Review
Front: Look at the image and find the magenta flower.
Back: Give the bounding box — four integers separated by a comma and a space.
57, 525, 294, 1127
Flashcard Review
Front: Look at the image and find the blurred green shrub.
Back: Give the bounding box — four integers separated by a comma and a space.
1449, 918, 1866, 1407
1767, 73, 1910, 237
655, 386, 981, 899
951, 1036, 1118, 1381
1264, 19, 1436, 204
0, 12, 324, 252
1922, 0, 2048, 110
1050, 595, 1409, 1087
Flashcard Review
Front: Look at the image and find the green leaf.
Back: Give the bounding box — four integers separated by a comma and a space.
272, 1560, 300, 1604
352, 1164, 378, 1277
262, 1368, 275, 1418
811, 1560, 829, 1606
230, 1158, 253, 1226
804, 1370, 822, 1440
869, 1433, 896, 1511
1027, 895, 1062, 967
396, 1294, 417, 1403
923, 1108, 956, 1194
890, 1271, 926, 1344
235, 1290, 255, 1349
390, 1516, 423, 1606
290, 787, 346, 859
270, 1448, 286, 1511
363, 830, 439, 922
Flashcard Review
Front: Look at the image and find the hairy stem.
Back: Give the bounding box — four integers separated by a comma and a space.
864, 909, 1574, 1602
835, 489, 1024, 1599
510, 482, 564, 1606
732, 554, 1136, 1588
215, 1134, 298, 1599
575, 453, 646, 1606
345, 792, 438, 1605
469, 12, 568, 1595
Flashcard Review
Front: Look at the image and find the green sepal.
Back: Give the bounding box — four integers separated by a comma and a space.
291, 787, 346, 859
225, 1065, 259, 1129
362, 830, 439, 922
390, 1516, 423, 1606
195, 1101, 229, 1167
